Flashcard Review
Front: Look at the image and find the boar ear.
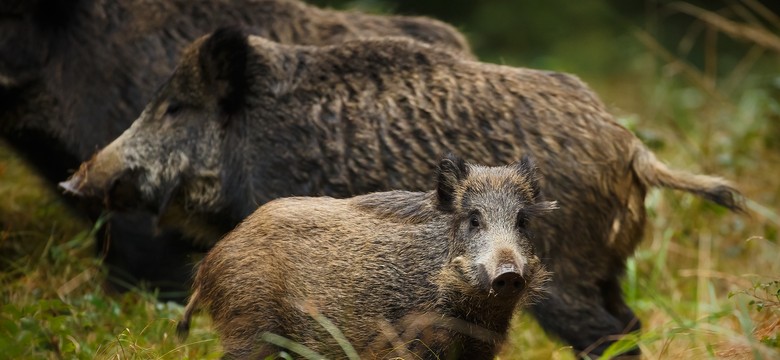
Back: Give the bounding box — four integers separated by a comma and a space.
34, 0, 79, 30
436, 153, 469, 212
515, 155, 558, 216
199, 27, 249, 114
514, 154, 543, 200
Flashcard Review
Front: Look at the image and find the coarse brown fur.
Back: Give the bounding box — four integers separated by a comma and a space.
64, 29, 744, 356
2, 0, 470, 183
178, 156, 554, 359
1, 0, 471, 297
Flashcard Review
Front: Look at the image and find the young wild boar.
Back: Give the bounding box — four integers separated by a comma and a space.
177, 155, 554, 359
61, 28, 743, 357
0, 0, 471, 296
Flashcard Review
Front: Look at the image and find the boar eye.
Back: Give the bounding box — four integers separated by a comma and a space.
469, 214, 481, 229
516, 212, 529, 229
165, 101, 183, 116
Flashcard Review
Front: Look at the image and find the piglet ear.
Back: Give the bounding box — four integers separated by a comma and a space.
436, 153, 468, 212
514, 154, 558, 215
199, 27, 249, 114
514, 154, 543, 201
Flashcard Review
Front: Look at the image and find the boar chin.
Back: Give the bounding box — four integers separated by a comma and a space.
104, 169, 182, 216
104, 169, 151, 210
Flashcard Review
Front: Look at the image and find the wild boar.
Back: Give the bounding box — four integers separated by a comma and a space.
177, 154, 554, 359
0, 0, 471, 296
61, 28, 743, 356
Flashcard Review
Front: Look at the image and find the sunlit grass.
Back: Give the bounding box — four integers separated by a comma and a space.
0, 163, 220, 359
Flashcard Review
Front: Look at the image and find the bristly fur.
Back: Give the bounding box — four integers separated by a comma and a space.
2, 0, 473, 301
179, 156, 552, 359
631, 138, 745, 212
67, 27, 744, 357
353, 191, 438, 224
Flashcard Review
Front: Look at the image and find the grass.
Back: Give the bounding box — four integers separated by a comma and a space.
1, 3, 779, 359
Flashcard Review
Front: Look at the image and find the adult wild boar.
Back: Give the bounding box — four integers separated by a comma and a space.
61, 28, 743, 357
0, 0, 471, 296
177, 154, 554, 359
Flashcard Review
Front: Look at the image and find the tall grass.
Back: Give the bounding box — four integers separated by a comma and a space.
503, 2, 780, 359
1, 1, 778, 359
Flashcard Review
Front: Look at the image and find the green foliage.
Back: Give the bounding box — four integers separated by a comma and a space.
731, 280, 780, 313
0, 292, 221, 359
0, 196, 220, 359
730, 280, 780, 353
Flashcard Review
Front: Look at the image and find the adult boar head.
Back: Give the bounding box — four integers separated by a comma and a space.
60, 28, 255, 218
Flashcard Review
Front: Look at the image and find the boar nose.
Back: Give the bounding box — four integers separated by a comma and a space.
491, 264, 525, 296
59, 141, 126, 198
59, 174, 84, 196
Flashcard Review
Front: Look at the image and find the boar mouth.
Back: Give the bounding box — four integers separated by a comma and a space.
106, 169, 182, 216
61, 166, 181, 218
59, 168, 125, 199
105, 168, 147, 210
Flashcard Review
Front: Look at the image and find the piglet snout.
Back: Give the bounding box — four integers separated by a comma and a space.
491, 263, 525, 296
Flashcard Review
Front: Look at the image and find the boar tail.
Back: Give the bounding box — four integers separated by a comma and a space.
177, 288, 201, 341
632, 140, 745, 212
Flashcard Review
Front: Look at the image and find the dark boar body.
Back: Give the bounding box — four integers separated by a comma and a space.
63, 28, 743, 356
178, 155, 554, 359
0, 0, 471, 297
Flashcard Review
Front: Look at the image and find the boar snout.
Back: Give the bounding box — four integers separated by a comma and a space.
481, 246, 528, 297
59, 143, 126, 199
491, 263, 525, 296
59, 173, 86, 196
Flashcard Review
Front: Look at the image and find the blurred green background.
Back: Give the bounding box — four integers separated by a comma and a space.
313, 0, 779, 74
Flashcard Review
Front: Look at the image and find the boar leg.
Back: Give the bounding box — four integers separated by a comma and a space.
99, 212, 197, 301
602, 277, 641, 352
4, 130, 195, 301
530, 283, 640, 358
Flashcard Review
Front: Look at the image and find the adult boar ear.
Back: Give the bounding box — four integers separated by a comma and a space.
436, 153, 468, 212
199, 27, 249, 115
